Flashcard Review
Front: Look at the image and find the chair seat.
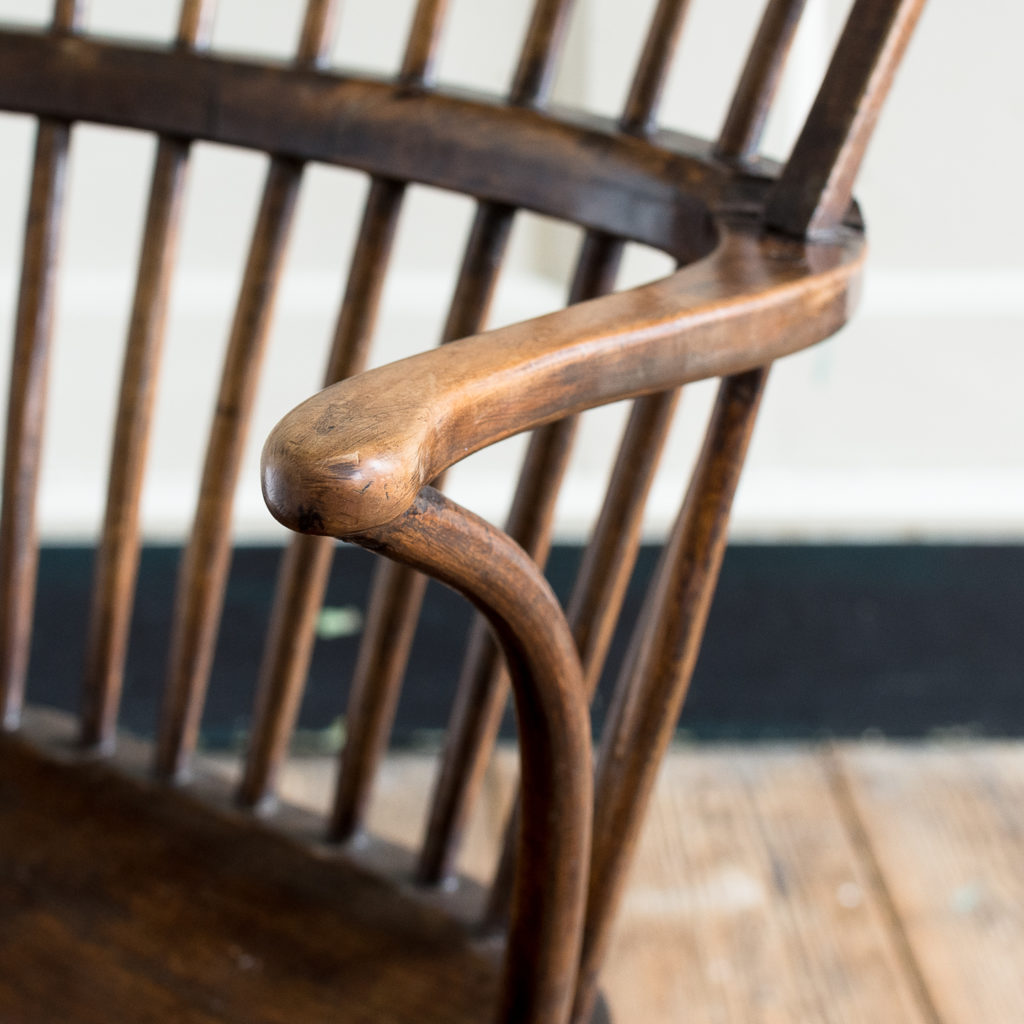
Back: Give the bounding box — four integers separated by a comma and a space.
0, 728, 499, 1024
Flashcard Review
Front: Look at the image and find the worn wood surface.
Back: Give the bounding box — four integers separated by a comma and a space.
0, 731, 499, 1024
420, 0, 686, 893
417, 233, 622, 886
243, 742, 1021, 1024
836, 743, 1024, 1024
243, 0, 449, 819
596, 747, 932, 1024
81, 0, 215, 752
261, 223, 861, 540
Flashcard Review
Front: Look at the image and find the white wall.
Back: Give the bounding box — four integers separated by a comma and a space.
0, 0, 1021, 543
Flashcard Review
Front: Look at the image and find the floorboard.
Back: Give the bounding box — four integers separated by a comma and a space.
595, 747, 929, 1024
836, 742, 1024, 1024
206, 742, 1024, 1022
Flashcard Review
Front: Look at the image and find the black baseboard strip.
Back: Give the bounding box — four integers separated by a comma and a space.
29, 543, 1024, 747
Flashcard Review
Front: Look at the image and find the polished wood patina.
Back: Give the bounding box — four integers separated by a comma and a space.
0, 1, 926, 1021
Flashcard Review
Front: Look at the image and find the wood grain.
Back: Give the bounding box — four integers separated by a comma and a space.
599, 747, 932, 1024
0, 3, 932, 1021
422, 0, 693, 890
766, 0, 927, 238
261, 223, 862, 539
80, 0, 216, 752
836, 743, 1024, 1024
0, 30, 730, 262
155, 1, 341, 781
331, 0, 579, 845
219, 744, 1006, 1024
350, 487, 592, 1024
418, 231, 622, 887
240, 0, 449, 812
0, 731, 500, 1024
326, 192, 512, 840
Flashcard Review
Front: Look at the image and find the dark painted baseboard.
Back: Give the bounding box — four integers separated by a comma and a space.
30, 543, 1024, 747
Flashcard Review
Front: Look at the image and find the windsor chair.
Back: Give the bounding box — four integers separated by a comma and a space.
0, 1, 926, 1022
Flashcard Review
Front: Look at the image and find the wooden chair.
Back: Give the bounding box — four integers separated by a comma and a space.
0, 1, 926, 1021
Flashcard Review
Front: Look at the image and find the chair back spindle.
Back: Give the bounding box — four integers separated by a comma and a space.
0, 0, 85, 730
81, 0, 217, 752
239, 0, 450, 811
155, 0, 342, 781
576, 366, 767, 1024
578, 2, 928, 1019
328, 0, 580, 843
715, 0, 808, 163
766, 0, 926, 238
562, 0, 814, 723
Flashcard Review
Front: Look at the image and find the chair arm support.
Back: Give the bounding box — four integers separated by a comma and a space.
347, 486, 592, 1024
262, 220, 863, 538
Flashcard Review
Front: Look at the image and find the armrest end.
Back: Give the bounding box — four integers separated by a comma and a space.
261, 376, 433, 537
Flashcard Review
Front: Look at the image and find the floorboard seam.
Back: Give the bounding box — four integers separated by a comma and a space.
823, 744, 945, 1024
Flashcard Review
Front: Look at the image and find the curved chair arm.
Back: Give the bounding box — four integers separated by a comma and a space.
262, 218, 864, 540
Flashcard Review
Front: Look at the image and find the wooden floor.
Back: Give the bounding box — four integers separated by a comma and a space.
221, 742, 1023, 1024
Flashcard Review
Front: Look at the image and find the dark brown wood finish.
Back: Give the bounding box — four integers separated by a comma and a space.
0, 721, 501, 1024
0, 1, 929, 1021
239, 0, 449, 813
0, 31, 730, 262
715, 0, 808, 163
80, 0, 216, 752
155, 0, 340, 781
619, 0, 694, 137
766, 0, 927, 238
349, 487, 592, 1024
0, 0, 83, 731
